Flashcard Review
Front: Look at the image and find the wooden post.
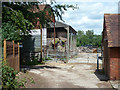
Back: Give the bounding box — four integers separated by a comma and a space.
54, 22, 56, 50
18, 42, 20, 71
12, 40, 15, 57
4, 39, 6, 63
54, 22, 56, 58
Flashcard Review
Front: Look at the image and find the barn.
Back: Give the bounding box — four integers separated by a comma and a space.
47, 21, 77, 58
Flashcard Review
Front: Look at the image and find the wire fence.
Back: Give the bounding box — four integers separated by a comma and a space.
4, 39, 20, 71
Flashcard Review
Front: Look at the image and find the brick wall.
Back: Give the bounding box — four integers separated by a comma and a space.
103, 46, 120, 80
103, 40, 109, 76
109, 47, 120, 80
117, 58, 120, 80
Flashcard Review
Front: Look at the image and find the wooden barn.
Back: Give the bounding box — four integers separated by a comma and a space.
102, 14, 120, 80
47, 21, 77, 58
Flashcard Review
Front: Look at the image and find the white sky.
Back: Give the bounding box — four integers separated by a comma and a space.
53, 0, 119, 35
38, 0, 119, 35
55, 0, 120, 2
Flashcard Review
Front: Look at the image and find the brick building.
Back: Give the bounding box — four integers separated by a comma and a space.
102, 14, 120, 80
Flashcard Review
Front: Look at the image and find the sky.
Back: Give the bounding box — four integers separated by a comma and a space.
52, 0, 119, 35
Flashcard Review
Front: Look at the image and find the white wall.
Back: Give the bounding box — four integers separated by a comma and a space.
30, 28, 47, 46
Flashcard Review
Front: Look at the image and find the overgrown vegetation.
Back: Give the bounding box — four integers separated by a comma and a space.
2, 64, 25, 89
76, 30, 102, 47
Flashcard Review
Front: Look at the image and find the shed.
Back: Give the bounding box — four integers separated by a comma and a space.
102, 14, 120, 80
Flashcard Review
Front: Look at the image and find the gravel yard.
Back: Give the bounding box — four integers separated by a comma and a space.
19, 53, 112, 88
69, 53, 102, 64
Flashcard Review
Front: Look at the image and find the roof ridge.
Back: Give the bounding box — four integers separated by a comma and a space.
56, 21, 70, 26
104, 13, 120, 15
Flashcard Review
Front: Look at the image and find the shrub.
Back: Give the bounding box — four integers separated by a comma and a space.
2, 64, 25, 89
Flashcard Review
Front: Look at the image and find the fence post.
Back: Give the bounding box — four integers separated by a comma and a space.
18, 42, 20, 71
4, 39, 7, 64
4, 39, 6, 63
13, 40, 15, 57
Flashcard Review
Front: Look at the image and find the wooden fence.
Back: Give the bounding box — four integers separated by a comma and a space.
4, 39, 20, 71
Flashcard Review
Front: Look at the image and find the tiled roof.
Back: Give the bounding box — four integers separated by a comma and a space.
103, 14, 120, 47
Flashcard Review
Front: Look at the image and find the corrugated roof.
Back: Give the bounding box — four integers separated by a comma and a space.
48, 21, 77, 34
49, 21, 69, 28
103, 14, 120, 47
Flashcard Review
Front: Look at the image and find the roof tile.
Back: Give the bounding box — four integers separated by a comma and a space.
104, 14, 120, 47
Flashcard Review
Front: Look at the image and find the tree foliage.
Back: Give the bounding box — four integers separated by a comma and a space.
2, 22, 21, 42
76, 30, 102, 47
2, 1, 77, 42
2, 3, 34, 42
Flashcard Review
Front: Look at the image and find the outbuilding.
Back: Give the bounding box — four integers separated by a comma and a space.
102, 14, 120, 80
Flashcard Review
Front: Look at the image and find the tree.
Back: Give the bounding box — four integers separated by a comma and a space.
2, 22, 20, 42
77, 30, 84, 38
76, 30, 102, 47
86, 30, 94, 39
2, 4, 34, 42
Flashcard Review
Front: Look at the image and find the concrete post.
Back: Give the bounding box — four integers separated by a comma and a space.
71, 33, 73, 53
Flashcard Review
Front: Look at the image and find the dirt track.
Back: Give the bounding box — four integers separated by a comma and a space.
19, 53, 112, 88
